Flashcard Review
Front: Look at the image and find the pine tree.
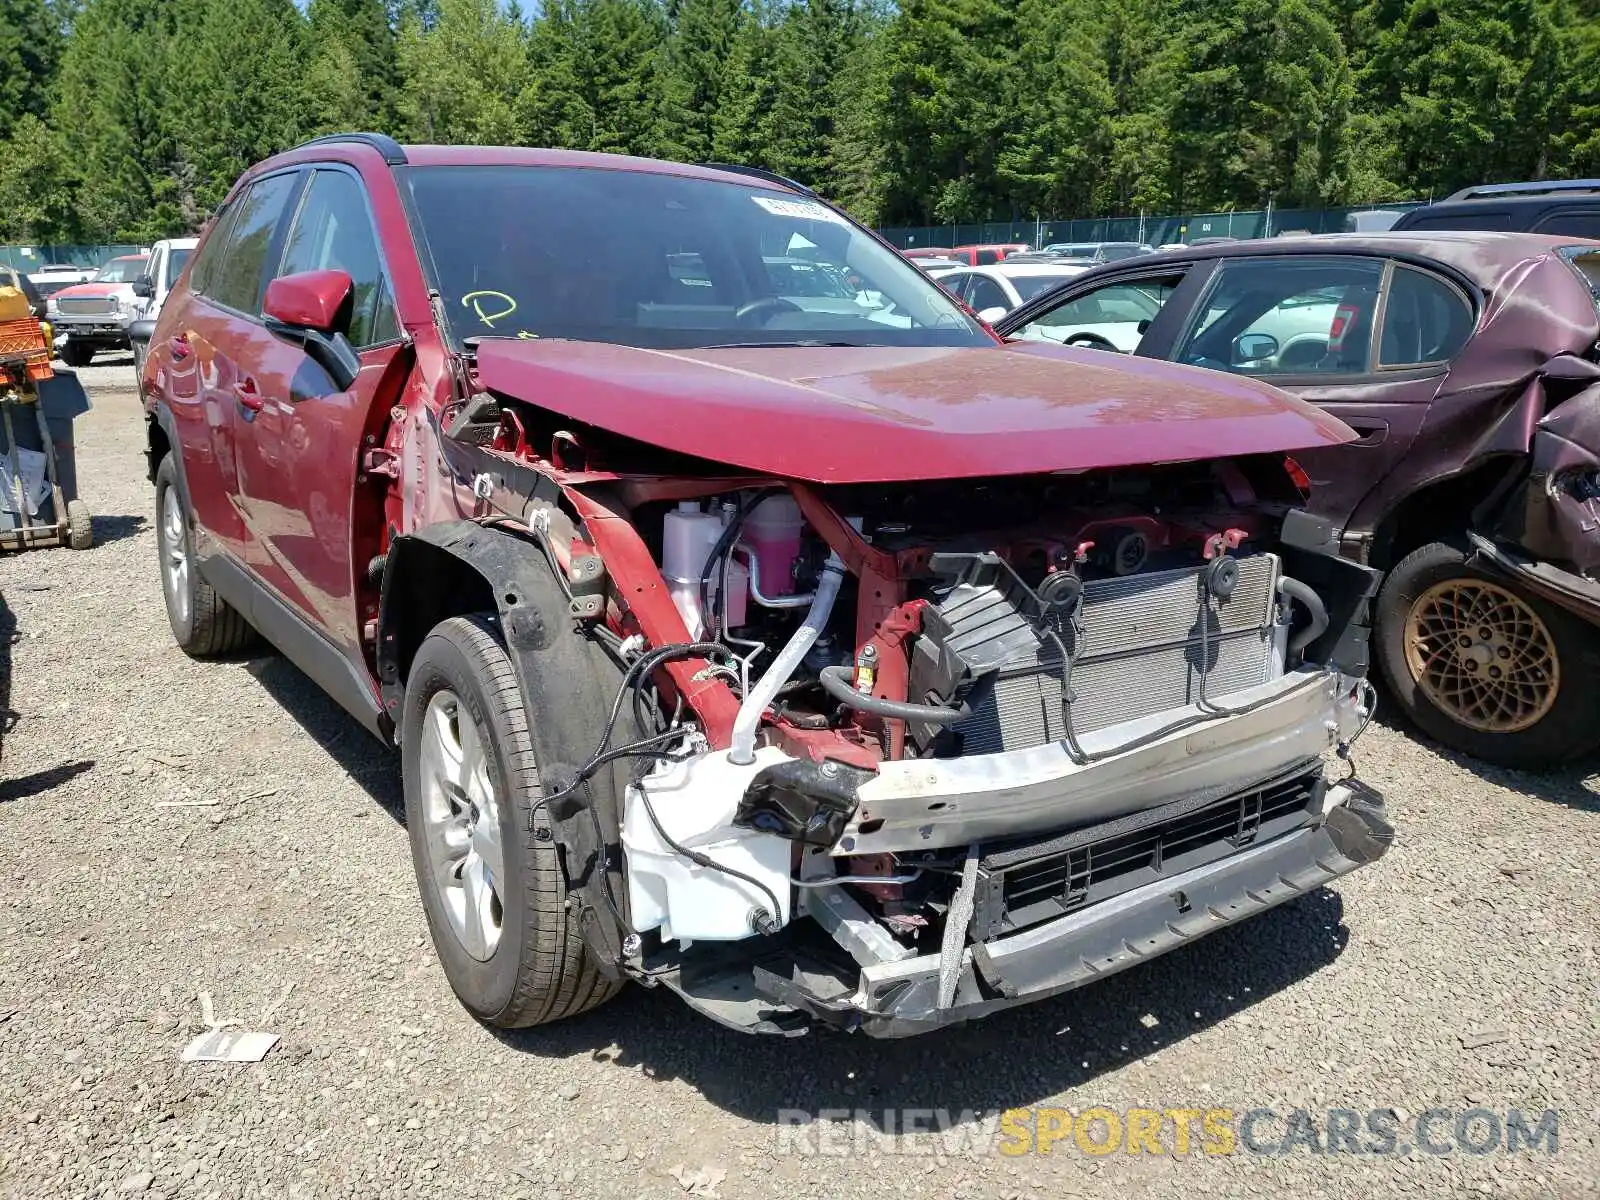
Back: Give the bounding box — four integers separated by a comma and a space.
997, 0, 1114, 216
658, 0, 743, 160
523, 0, 667, 156
709, 0, 782, 166
878, 0, 1018, 223
307, 0, 399, 131
395, 0, 528, 144
0, 0, 63, 142
48, 0, 190, 239
169, 0, 310, 217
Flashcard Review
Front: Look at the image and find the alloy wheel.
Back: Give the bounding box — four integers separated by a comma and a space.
418, 689, 506, 961
161, 485, 189, 625
1403, 578, 1559, 734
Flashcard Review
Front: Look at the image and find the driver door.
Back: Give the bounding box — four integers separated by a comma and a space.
236, 165, 406, 653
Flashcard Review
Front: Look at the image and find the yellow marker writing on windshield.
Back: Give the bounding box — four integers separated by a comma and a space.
461, 290, 517, 328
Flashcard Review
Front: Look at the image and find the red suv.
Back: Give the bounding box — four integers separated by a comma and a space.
141, 134, 1391, 1037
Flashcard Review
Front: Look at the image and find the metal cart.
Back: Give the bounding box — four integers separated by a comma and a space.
1, 293, 92, 551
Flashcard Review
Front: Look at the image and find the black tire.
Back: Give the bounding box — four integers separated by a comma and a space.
402, 613, 621, 1028
59, 340, 94, 368
154, 455, 256, 657
1375, 540, 1600, 767
66, 498, 92, 550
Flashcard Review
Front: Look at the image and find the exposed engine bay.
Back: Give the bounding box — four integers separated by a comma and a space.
420, 389, 1391, 1036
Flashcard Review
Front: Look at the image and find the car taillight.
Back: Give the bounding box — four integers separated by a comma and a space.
1328, 303, 1360, 352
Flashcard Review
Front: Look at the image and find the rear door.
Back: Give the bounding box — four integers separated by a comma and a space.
235, 165, 406, 652
1164, 254, 1474, 535
165, 171, 304, 565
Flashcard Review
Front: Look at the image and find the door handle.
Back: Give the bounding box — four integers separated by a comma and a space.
170, 333, 192, 361
233, 378, 265, 413
1346, 421, 1389, 447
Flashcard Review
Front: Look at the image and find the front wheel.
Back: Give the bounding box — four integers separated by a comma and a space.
1375, 540, 1600, 766
58, 339, 94, 368
401, 614, 619, 1028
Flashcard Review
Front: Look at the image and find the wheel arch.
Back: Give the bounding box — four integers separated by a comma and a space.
378, 519, 636, 976
1366, 456, 1521, 573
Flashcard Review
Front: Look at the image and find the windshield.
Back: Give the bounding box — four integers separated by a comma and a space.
166, 248, 193, 288
401, 165, 989, 349
94, 258, 147, 283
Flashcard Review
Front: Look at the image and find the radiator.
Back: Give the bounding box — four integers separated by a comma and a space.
940, 554, 1285, 755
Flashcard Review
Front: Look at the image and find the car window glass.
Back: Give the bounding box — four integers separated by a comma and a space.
1176, 257, 1384, 375
1534, 211, 1600, 238
401, 164, 986, 349
975, 249, 1001, 266
1010, 277, 1180, 353
278, 169, 398, 348
190, 204, 240, 295
1011, 274, 1080, 301
968, 276, 1009, 311
211, 173, 299, 315
1379, 266, 1473, 366
166, 248, 193, 289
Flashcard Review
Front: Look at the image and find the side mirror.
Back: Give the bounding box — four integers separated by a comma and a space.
1234, 332, 1279, 362
262, 269, 361, 391
131, 276, 154, 299
978, 306, 1009, 323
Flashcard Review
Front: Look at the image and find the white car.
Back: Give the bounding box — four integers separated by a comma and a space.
937, 263, 1093, 321
27, 262, 96, 301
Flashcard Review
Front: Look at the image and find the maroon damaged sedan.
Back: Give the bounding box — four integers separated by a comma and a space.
999, 234, 1600, 767
139, 136, 1391, 1036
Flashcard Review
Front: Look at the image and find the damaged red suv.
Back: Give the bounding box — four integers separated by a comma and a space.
141, 135, 1391, 1036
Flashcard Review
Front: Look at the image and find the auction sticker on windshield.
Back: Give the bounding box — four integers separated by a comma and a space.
752, 196, 849, 224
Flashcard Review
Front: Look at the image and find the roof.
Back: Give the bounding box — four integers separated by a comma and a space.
259, 140, 799, 193
1089, 231, 1600, 288
1446, 179, 1600, 201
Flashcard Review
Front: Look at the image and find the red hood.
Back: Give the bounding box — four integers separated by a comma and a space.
475, 340, 1355, 484
51, 281, 128, 299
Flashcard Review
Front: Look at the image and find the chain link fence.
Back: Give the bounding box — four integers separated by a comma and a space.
877, 204, 1425, 250
0, 244, 148, 274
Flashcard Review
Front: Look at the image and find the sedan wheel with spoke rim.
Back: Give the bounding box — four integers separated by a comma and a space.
1402, 578, 1559, 734
1377, 540, 1600, 767
418, 689, 506, 961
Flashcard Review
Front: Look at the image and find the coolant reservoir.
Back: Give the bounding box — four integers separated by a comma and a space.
746, 494, 804, 595
662, 501, 747, 636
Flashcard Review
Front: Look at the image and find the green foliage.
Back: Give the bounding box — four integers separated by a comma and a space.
3, 0, 1600, 242
0, 0, 63, 142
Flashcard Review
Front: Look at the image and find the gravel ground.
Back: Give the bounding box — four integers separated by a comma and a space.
2, 358, 1598, 1200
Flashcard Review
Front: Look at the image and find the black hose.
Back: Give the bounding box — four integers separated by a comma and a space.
1277, 575, 1330, 654
698, 486, 782, 630
817, 666, 968, 724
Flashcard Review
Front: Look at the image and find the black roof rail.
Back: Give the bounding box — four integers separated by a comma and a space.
291, 132, 407, 165
1445, 179, 1600, 202
695, 162, 815, 197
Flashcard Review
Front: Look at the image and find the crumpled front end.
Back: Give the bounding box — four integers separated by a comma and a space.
571, 457, 1393, 1036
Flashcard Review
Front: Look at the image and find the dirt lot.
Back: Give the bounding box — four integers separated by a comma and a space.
1, 360, 1598, 1200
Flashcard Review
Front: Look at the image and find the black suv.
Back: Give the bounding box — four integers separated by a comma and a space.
1393, 180, 1600, 237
